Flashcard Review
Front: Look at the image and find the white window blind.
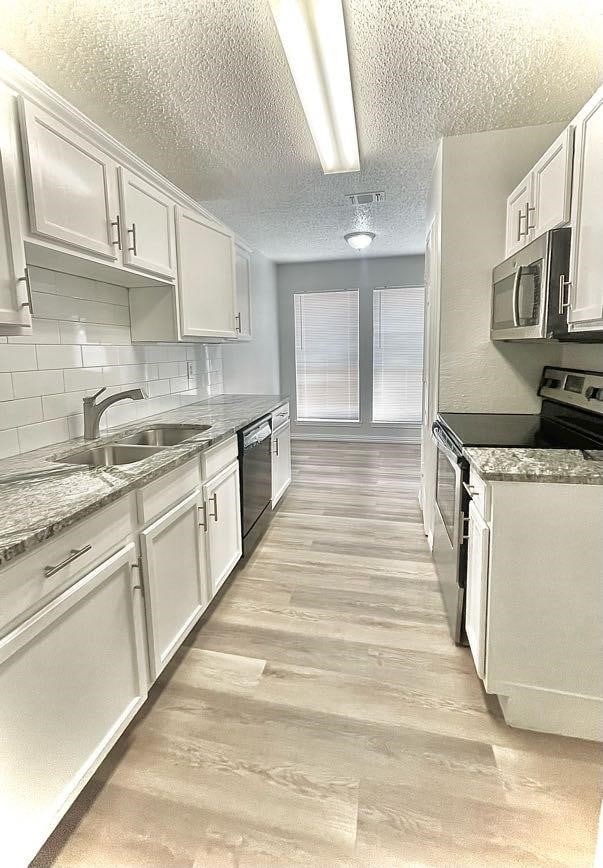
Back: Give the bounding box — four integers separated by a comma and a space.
294, 290, 359, 422
372, 287, 424, 423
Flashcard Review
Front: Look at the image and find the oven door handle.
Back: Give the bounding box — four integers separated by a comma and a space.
512, 265, 523, 327
432, 425, 460, 465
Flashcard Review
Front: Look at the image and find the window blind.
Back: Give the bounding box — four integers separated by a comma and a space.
294, 289, 359, 422
372, 287, 424, 423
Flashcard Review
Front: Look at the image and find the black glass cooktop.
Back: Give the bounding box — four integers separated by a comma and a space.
438, 413, 543, 448
438, 402, 603, 452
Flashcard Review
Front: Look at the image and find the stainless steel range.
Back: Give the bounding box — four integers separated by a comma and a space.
432, 366, 603, 644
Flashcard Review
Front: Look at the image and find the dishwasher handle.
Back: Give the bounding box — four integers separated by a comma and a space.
242, 419, 272, 449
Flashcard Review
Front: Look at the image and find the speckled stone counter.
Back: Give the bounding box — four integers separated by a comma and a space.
464, 447, 603, 485
0, 394, 288, 568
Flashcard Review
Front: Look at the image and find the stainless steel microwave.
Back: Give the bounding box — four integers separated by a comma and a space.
491, 228, 571, 340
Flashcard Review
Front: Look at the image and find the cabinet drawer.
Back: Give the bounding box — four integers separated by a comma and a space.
201, 436, 238, 480
136, 457, 200, 526
468, 467, 491, 520
0, 497, 132, 637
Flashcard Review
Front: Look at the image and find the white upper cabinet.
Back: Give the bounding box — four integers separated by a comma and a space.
18, 98, 120, 260
504, 127, 574, 258
505, 173, 533, 257
175, 207, 237, 339
532, 126, 574, 238
234, 244, 252, 339
0, 86, 31, 330
568, 86, 603, 331
118, 168, 176, 280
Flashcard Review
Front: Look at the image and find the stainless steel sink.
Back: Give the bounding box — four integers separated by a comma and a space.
55, 443, 167, 467
116, 425, 211, 447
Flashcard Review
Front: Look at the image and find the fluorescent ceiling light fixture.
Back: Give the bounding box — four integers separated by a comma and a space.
269, 0, 360, 174
345, 231, 375, 250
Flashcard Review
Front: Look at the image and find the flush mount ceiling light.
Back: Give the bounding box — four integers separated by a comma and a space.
268, 0, 360, 174
345, 231, 375, 251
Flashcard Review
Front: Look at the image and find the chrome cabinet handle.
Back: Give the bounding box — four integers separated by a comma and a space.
127, 222, 137, 256
235, 312, 242, 333
275, 437, 279, 457
463, 482, 479, 498
44, 544, 92, 578
111, 214, 122, 250
18, 268, 34, 315
526, 202, 536, 231
209, 492, 218, 522
517, 209, 525, 240
558, 274, 572, 315
198, 502, 208, 532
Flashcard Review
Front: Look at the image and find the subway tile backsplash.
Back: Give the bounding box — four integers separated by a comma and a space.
0, 267, 224, 458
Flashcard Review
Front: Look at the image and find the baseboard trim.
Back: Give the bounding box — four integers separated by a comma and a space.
497, 683, 603, 741
291, 433, 421, 444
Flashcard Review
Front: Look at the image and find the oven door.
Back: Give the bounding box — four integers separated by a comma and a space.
491, 234, 548, 340
432, 424, 466, 644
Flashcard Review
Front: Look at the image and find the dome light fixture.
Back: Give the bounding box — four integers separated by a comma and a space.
344, 231, 375, 251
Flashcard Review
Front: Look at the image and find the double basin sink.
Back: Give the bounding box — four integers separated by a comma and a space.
55, 425, 211, 469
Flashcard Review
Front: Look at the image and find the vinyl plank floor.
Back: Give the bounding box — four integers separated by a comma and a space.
34, 440, 603, 867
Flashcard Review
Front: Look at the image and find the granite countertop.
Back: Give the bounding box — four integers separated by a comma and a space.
0, 394, 288, 568
464, 447, 603, 485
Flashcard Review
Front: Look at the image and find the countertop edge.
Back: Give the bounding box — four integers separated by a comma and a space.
0, 394, 289, 569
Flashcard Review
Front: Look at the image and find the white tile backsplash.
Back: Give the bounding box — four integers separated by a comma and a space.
0, 266, 224, 456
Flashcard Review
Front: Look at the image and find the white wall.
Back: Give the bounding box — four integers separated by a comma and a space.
222, 251, 280, 394
559, 342, 603, 372
277, 255, 425, 441
0, 267, 223, 458
438, 123, 566, 414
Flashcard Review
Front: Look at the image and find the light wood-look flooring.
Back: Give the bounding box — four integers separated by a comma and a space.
35, 441, 603, 866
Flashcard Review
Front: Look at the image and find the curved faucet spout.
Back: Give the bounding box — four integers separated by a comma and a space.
83, 387, 147, 440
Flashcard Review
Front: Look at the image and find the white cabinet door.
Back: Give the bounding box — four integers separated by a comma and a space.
235, 245, 252, 339
18, 98, 120, 260
465, 500, 490, 680
140, 490, 207, 679
118, 167, 176, 279
0, 542, 147, 867
271, 421, 292, 507
0, 86, 31, 330
203, 460, 242, 597
568, 87, 603, 330
175, 207, 237, 339
505, 173, 533, 257
532, 126, 574, 238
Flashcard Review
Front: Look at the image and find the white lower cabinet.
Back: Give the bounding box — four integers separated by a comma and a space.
0, 542, 147, 867
271, 420, 292, 507
203, 460, 242, 597
140, 489, 208, 679
465, 499, 490, 679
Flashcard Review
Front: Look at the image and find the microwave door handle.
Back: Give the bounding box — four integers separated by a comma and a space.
512, 265, 523, 327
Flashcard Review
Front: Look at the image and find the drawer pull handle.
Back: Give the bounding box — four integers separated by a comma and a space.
198, 502, 208, 532
44, 544, 92, 578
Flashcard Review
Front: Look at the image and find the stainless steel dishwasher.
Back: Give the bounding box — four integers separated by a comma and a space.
238, 416, 273, 557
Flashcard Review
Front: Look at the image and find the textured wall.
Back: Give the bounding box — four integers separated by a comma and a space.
0, 267, 223, 458
222, 252, 280, 395
277, 255, 425, 442
438, 124, 566, 414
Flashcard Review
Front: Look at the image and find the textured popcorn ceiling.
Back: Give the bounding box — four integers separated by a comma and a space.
1, 0, 602, 261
